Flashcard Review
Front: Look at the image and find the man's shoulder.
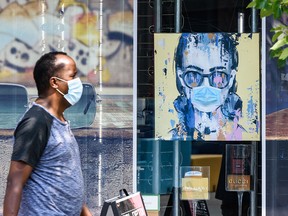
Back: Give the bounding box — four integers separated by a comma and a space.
18, 105, 53, 129
27, 104, 51, 117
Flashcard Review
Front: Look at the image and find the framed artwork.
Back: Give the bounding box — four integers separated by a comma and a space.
155, 33, 260, 141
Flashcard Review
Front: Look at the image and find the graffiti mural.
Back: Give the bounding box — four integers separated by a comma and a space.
155, 33, 260, 141
0, 0, 133, 87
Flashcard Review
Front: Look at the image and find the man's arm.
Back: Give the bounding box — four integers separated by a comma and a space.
3, 161, 33, 216
80, 204, 92, 216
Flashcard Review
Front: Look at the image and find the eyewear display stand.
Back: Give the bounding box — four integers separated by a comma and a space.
180, 166, 210, 216
225, 144, 255, 216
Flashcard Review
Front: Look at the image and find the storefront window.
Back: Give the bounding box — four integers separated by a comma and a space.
136, 1, 262, 215
0, 1, 133, 215
265, 15, 288, 216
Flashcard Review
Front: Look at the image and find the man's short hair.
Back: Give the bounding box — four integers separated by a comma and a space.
33, 51, 67, 95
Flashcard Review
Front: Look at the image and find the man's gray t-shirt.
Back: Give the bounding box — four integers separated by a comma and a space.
12, 104, 84, 216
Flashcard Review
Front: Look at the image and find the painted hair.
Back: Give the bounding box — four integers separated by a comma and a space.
174, 33, 239, 94
33, 51, 68, 95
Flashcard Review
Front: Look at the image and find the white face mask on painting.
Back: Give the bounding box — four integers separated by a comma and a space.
55, 77, 83, 106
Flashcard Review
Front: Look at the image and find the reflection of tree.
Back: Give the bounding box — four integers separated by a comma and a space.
248, 1, 287, 67
266, 15, 288, 115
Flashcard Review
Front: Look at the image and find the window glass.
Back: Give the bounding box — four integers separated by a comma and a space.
0, 84, 28, 129
0, 1, 133, 215
265, 15, 288, 215
137, 1, 261, 215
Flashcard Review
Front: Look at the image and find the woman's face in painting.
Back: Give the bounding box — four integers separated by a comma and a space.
177, 35, 236, 112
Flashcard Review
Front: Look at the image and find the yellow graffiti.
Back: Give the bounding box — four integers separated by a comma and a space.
73, 13, 99, 46
96, 57, 111, 83
57, 0, 99, 46
58, 0, 88, 14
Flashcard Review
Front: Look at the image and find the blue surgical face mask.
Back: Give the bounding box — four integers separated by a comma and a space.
191, 86, 223, 112
55, 77, 83, 106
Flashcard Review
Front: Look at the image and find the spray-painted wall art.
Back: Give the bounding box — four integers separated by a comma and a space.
155, 33, 260, 141
0, 0, 133, 87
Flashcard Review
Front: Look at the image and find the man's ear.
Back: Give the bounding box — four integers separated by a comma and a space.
50, 77, 58, 89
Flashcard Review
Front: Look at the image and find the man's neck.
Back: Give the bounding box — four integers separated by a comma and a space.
35, 97, 67, 122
